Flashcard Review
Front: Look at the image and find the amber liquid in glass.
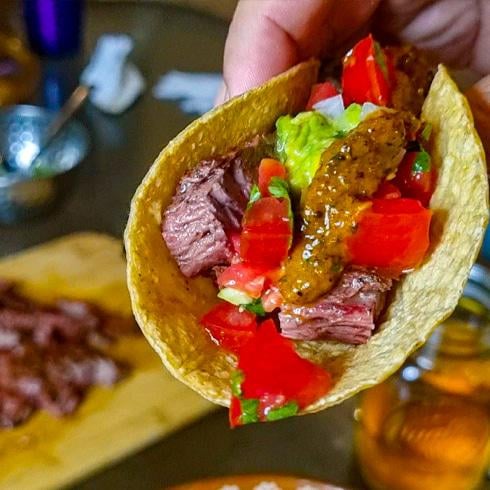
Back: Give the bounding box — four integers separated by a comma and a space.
355, 296, 490, 490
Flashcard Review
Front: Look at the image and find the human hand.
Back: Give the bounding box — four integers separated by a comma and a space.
217, 0, 489, 101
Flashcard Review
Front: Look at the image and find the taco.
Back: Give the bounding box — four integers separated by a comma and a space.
125, 34, 488, 426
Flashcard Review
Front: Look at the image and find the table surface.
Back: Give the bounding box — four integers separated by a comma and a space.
1, 3, 485, 490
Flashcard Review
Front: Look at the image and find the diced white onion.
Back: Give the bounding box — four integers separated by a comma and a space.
361, 102, 381, 119
313, 95, 345, 119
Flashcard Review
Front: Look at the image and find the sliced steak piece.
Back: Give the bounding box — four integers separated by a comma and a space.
0, 327, 20, 349
0, 283, 34, 311
56, 299, 100, 327
0, 345, 46, 401
162, 150, 252, 277
279, 268, 392, 345
45, 345, 124, 389
0, 342, 126, 422
0, 307, 100, 347
0, 279, 13, 296
0, 389, 32, 428
34, 310, 99, 346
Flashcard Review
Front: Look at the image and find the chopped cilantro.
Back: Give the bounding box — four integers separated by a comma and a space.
266, 402, 299, 421
243, 298, 266, 316
247, 184, 261, 208
240, 398, 260, 424
421, 123, 432, 142
412, 150, 431, 173
373, 41, 389, 80
268, 176, 294, 227
230, 370, 244, 397
268, 177, 290, 199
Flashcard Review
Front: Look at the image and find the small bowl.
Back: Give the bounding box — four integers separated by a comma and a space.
0, 105, 90, 224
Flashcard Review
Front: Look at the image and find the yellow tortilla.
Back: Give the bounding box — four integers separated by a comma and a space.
125, 62, 488, 413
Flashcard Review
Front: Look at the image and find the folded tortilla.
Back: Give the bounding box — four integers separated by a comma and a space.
125, 61, 488, 413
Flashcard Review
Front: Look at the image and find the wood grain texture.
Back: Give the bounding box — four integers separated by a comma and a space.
0, 232, 214, 490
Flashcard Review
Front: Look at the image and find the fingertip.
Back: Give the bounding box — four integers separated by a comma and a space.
222, 0, 300, 99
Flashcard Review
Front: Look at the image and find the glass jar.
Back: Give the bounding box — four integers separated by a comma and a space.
354, 264, 490, 490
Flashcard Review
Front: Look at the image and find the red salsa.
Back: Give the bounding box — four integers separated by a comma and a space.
229, 320, 332, 427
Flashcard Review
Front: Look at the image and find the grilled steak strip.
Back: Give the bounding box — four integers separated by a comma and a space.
279, 268, 392, 344
162, 135, 273, 278
162, 151, 251, 277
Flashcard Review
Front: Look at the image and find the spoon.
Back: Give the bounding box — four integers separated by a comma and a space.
2, 85, 90, 173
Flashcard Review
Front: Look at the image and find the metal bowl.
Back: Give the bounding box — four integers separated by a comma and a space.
0, 105, 89, 224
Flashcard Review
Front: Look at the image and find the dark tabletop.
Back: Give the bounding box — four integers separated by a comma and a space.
2, 2, 365, 489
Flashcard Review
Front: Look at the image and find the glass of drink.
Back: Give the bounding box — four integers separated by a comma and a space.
354, 264, 490, 490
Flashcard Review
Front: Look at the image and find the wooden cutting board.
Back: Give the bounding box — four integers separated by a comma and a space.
0, 232, 215, 490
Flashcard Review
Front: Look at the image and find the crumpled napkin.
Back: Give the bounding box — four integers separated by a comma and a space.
152, 71, 222, 115
81, 34, 145, 115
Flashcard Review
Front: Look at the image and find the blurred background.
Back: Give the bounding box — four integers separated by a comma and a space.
0, 1, 489, 489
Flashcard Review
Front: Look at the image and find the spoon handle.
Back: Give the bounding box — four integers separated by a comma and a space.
44, 85, 90, 143
29, 85, 90, 167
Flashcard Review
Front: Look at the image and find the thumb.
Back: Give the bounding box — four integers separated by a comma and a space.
466, 75, 490, 163
221, 0, 306, 100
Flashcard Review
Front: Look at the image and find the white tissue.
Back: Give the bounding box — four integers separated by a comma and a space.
152, 71, 222, 115
81, 34, 145, 115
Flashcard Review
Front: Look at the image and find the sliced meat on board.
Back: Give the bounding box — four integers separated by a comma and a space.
0, 281, 135, 428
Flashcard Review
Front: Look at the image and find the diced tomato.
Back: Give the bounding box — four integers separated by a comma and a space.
306, 82, 339, 110
258, 158, 287, 197
367, 48, 391, 106
342, 34, 391, 106
243, 197, 291, 231
217, 263, 278, 298
374, 181, 402, 200
200, 302, 257, 354
227, 231, 241, 256
347, 198, 432, 273
229, 396, 242, 427
261, 286, 283, 312
371, 198, 424, 214
238, 320, 332, 411
241, 197, 292, 267
240, 231, 291, 268
393, 151, 437, 207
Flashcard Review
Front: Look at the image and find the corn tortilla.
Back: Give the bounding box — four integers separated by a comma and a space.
125, 62, 488, 413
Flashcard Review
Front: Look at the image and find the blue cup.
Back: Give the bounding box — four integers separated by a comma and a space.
23, 0, 84, 57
